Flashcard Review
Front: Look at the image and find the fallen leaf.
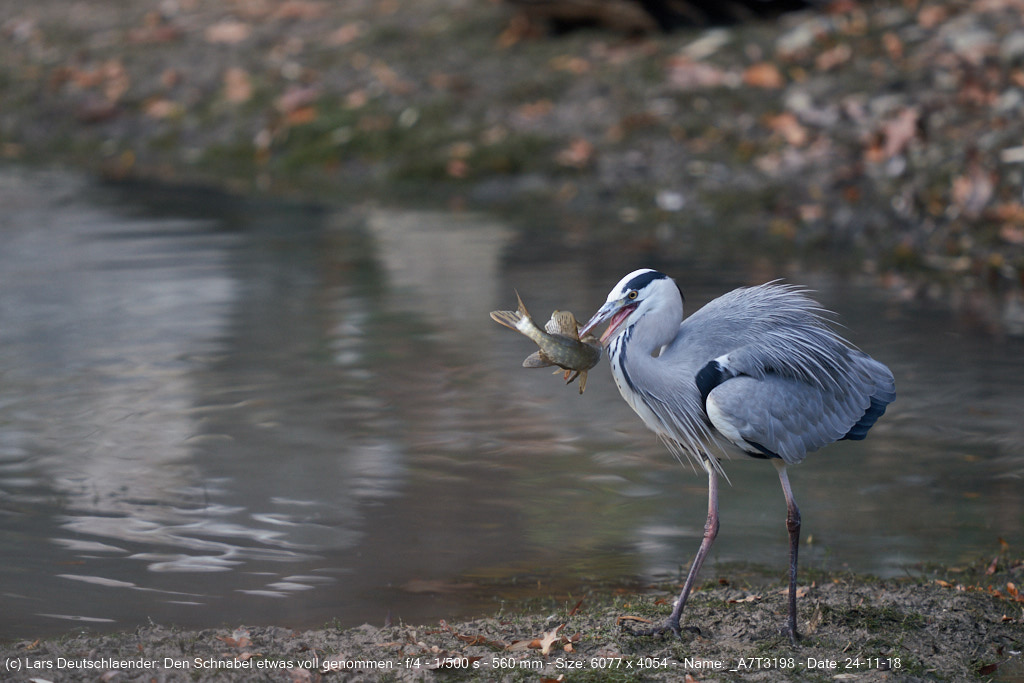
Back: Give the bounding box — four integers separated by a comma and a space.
866, 107, 919, 162
101, 59, 130, 102
538, 624, 565, 656
515, 100, 552, 121
217, 627, 252, 649
767, 112, 808, 147
666, 57, 729, 90
143, 97, 181, 119
952, 163, 995, 218
743, 62, 785, 89
555, 139, 593, 168
270, 1, 327, 20
550, 55, 590, 74
815, 43, 851, 70
223, 67, 252, 104
205, 20, 251, 44
727, 593, 762, 603
327, 22, 364, 46
275, 86, 320, 114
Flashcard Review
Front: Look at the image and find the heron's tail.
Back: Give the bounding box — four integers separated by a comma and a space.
842, 357, 895, 441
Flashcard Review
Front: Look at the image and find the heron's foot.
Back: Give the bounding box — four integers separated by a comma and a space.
618, 616, 700, 638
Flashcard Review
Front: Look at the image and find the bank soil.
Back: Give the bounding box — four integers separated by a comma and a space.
3, 555, 1022, 682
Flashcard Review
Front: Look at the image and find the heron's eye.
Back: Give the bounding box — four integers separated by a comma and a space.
627, 290, 638, 300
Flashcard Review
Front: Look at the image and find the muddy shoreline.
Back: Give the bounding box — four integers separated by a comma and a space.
2, 554, 1023, 681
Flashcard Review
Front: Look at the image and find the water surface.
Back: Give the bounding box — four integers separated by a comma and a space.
0, 168, 1020, 639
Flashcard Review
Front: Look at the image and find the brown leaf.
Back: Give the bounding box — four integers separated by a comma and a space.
977, 662, 999, 675
284, 106, 317, 126
952, 164, 995, 218
276, 86, 320, 114
515, 100, 553, 121
143, 97, 180, 119
223, 67, 253, 104
271, 1, 327, 20
550, 55, 590, 74
539, 624, 565, 656
815, 43, 852, 71
327, 22, 364, 46
205, 20, 251, 44
217, 627, 252, 649
555, 139, 594, 168
766, 112, 808, 147
866, 107, 919, 162
101, 59, 130, 102
666, 57, 729, 90
743, 62, 785, 89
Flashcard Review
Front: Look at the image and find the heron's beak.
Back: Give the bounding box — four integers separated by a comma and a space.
581, 299, 637, 345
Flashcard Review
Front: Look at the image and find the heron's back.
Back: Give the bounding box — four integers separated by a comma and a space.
628, 283, 895, 465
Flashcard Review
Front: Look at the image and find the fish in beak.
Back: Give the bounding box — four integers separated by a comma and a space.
581, 299, 638, 345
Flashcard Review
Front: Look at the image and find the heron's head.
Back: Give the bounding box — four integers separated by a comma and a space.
580, 269, 682, 345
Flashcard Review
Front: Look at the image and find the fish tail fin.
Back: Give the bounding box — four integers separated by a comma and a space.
489, 309, 523, 331
490, 290, 536, 334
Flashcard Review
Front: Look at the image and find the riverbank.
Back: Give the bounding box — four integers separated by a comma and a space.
2, 0, 1024, 332
2, 553, 1022, 681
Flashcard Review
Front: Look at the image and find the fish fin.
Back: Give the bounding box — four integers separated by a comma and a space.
563, 369, 580, 385
578, 371, 588, 394
491, 289, 535, 333
514, 289, 532, 320
549, 310, 580, 339
523, 351, 554, 368
489, 309, 523, 331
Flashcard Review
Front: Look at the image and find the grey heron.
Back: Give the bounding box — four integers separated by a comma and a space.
579, 269, 895, 641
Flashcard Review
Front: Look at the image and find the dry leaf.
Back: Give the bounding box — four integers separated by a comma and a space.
743, 62, 785, 89
224, 67, 253, 104
217, 627, 252, 649
866, 107, 919, 162
666, 57, 729, 90
205, 20, 251, 44
767, 112, 808, 147
515, 100, 553, 121
328, 22, 364, 46
555, 139, 593, 168
143, 98, 180, 119
101, 59, 130, 102
271, 1, 327, 20
550, 55, 590, 74
952, 164, 995, 218
538, 624, 565, 656
815, 43, 852, 71
276, 86, 320, 114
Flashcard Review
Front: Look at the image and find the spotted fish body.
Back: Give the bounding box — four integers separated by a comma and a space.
490, 292, 603, 393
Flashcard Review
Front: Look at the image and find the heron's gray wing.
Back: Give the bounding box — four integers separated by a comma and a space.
703, 349, 895, 464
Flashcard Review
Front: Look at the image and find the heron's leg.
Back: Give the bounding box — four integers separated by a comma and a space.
628, 457, 719, 637
774, 460, 801, 644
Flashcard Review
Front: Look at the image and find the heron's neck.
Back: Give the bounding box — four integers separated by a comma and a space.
609, 302, 683, 400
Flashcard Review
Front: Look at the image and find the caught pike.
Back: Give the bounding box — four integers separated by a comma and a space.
490, 291, 603, 393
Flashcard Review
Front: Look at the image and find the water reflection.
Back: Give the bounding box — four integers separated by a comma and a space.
0, 168, 1020, 640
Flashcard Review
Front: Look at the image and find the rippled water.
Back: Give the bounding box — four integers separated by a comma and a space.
0, 168, 1021, 639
